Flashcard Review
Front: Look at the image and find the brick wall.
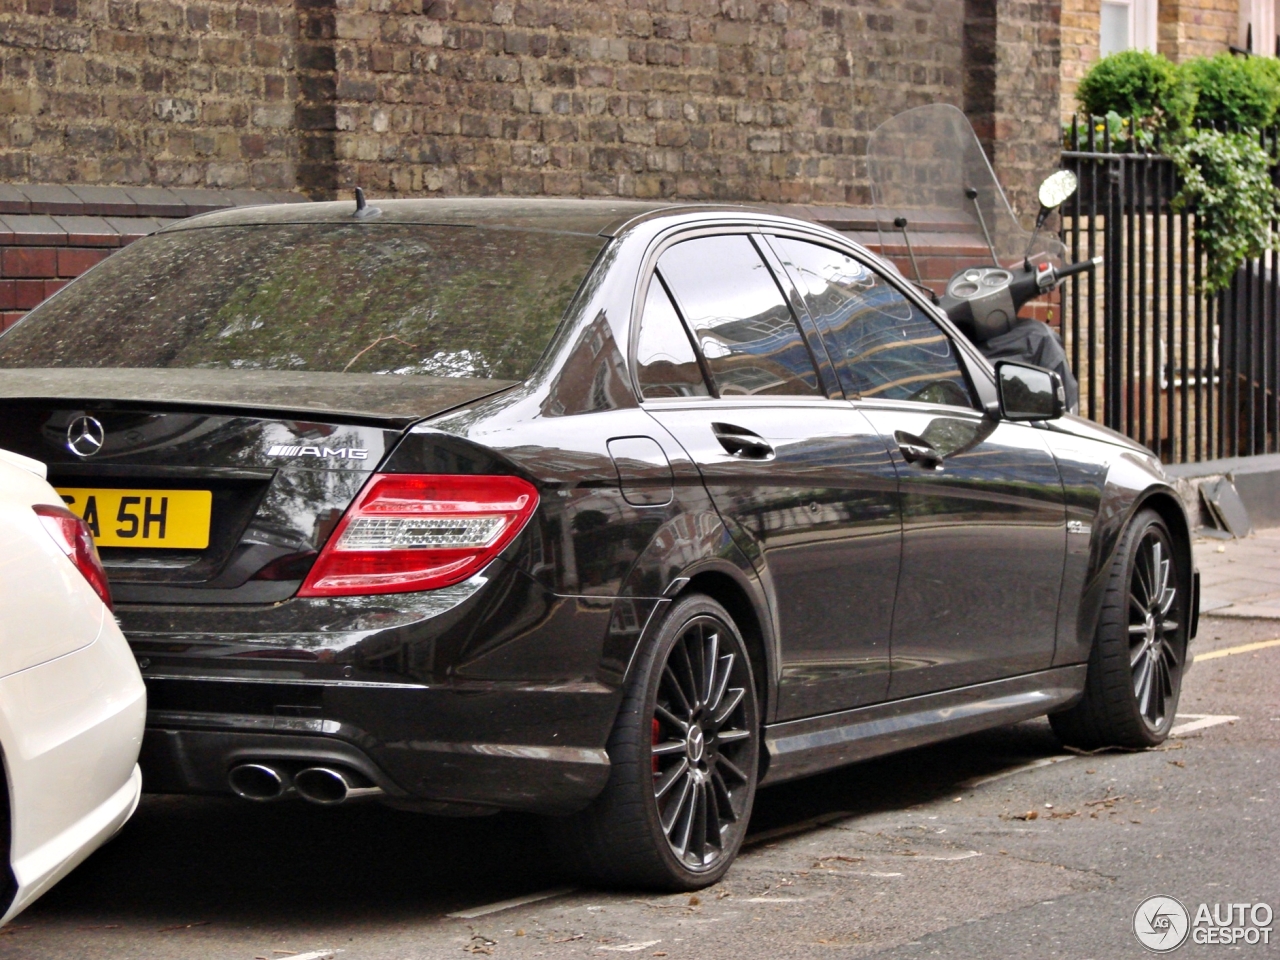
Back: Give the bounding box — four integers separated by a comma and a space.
323, 1, 967, 207
2, 2, 1068, 215
0, 0, 299, 189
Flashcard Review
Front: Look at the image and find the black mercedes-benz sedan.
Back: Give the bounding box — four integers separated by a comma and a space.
0, 198, 1197, 889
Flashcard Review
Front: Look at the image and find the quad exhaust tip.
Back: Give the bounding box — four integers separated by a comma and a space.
228, 763, 290, 802
229, 762, 384, 805
294, 766, 384, 805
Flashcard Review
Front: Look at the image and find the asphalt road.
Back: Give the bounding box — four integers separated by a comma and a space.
3, 615, 1276, 960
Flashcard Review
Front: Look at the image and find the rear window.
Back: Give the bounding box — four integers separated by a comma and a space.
0, 223, 606, 381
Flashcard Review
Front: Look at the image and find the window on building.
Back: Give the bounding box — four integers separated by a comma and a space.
1238, 0, 1280, 55
1099, 0, 1157, 57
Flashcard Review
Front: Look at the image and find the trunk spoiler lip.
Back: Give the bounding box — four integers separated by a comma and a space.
0, 377, 523, 430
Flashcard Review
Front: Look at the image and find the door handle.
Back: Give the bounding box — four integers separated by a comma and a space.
712, 423, 775, 460
895, 431, 943, 470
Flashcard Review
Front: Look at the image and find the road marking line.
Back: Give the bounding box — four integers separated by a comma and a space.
956, 755, 1075, 789
599, 941, 662, 952
922, 850, 982, 861
845, 871, 903, 878
1196, 637, 1280, 661
1170, 714, 1238, 737
447, 886, 577, 919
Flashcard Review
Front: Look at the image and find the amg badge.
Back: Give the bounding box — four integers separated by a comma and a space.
267, 445, 369, 460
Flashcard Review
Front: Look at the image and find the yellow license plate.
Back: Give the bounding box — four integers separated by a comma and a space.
56, 488, 213, 549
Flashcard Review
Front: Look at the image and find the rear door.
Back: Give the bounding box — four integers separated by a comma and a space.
769, 236, 1066, 698
638, 232, 901, 719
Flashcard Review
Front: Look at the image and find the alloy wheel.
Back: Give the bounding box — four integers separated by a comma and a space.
1127, 530, 1182, 732
650, 615, 754, 871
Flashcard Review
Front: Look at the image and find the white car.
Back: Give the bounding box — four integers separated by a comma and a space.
0, 448, 145, 923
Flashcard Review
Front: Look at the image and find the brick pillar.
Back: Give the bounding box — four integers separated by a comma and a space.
296, 0, 339, 199
1159, 0, 1242, 62
965, 0, 1063, 219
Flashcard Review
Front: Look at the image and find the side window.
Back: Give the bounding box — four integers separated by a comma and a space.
775, 237, 974, 408
636, 276, 710, 399
657, 235, 821, 398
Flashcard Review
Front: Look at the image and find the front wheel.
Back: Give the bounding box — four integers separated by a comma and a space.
1051, 509, 1187, 749
544, 593, 760, 890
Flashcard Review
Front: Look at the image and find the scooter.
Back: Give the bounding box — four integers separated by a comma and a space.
867, 105, 1100, 411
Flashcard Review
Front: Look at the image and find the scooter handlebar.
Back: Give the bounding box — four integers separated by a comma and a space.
1051, 255, 1103, 282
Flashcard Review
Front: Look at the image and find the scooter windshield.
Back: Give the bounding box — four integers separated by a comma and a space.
867, 104, 1065, 288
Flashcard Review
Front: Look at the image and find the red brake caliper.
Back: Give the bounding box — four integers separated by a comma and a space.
652, 717, 661, 774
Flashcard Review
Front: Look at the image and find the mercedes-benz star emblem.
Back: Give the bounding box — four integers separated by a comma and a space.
66, 415, 105, 458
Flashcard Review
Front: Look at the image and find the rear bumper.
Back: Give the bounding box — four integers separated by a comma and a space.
119, 566, 635, 814
140, 677, 617, 814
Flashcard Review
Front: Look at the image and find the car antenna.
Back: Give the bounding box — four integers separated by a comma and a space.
353, 186, 380, 219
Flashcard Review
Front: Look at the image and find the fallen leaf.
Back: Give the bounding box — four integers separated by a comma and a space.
687, 895, 700, 906
1013, 810, 1038, 821
1168, 760, 1185, 768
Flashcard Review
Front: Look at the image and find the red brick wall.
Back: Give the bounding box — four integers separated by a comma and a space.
0, 182, 303, 328
0, 244, 111, 330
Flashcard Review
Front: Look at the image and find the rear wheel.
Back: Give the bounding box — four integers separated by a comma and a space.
545, 594, 759, 890
1051, 509, 1187, 749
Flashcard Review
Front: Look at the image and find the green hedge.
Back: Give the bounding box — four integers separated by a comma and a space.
1073, 50, 1280, 291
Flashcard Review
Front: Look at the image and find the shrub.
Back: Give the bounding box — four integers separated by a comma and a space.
1183, 53, 1280, 128
1170, 129, 1280, 291
1076, 50, 1195, 129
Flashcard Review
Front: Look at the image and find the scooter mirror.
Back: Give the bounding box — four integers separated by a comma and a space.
1037, 170, 1078, 211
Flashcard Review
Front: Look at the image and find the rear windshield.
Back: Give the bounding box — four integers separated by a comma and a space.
0, 223, 606, 381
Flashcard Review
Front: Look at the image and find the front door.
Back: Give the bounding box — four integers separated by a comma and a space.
636, 233, 902, 719
769, 235, 1066, 698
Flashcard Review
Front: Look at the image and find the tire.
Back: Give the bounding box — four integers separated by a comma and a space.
1050, 508, 1187, 749
544, 593, 760, 890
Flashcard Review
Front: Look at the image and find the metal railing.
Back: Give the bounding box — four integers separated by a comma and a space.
1060, 116, 1280, 463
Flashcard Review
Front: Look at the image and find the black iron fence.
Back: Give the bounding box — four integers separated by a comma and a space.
1060, 118, 1280, 463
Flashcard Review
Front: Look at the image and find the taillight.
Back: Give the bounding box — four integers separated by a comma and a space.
33, 503, 113, 611
297, 474, 539, 597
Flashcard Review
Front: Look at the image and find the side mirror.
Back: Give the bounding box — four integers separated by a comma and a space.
995, 361, 1066, 421
1037, 169, 1078, 211
1031, 169, 1079, 236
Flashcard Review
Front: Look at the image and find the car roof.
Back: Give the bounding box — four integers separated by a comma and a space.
160, 197, 793, 238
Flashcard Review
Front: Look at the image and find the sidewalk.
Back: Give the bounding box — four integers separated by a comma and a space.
1195, 527, 1280, 618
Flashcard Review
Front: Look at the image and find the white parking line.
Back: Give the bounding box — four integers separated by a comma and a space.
1170, 714, 1238, 737
446, 886, 577, 919
957, 755, 1075, 790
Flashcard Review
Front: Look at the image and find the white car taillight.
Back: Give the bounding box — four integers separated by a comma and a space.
33, 504, 114, 611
